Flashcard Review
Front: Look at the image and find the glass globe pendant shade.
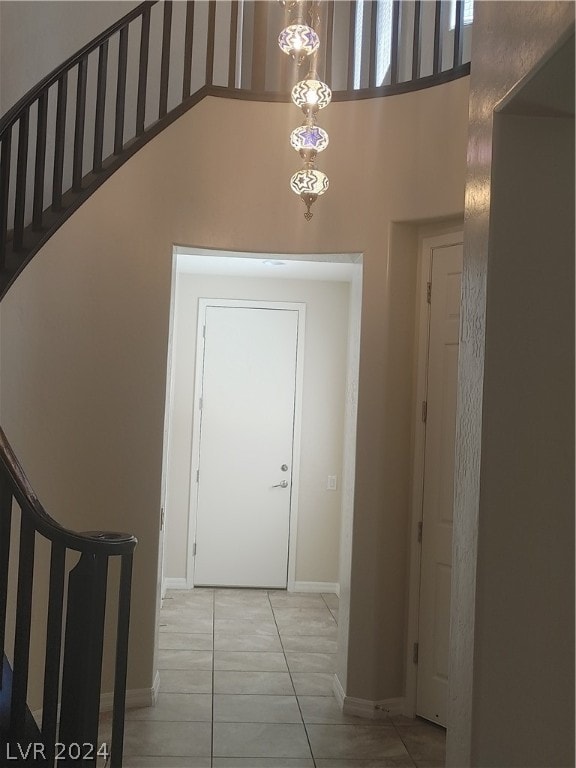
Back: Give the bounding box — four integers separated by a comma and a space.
290, 169, 329, 220
291, 79, 332, 116
290, 125, 329, 161
278, 25, 320, 63
290, 168, 329, 196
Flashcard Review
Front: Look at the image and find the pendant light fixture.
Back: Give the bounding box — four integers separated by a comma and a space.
279, 0, 330, 220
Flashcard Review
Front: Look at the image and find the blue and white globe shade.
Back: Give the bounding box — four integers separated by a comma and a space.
278, 25, 320, 61
291, 79, 332, 113
290, 169, 329, 197
290, 125, 329, 154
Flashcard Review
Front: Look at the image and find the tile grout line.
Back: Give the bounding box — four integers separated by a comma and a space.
391, 721, 419, 768
157, 591, 441, 767
267, 590, 317, 768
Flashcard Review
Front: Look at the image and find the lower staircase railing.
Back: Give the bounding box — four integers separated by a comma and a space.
0, 427, 137, 766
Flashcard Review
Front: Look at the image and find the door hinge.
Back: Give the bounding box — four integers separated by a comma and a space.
427, 282, 432, 304
202, 325, 206, 339
199, 396, 203, 411
417, 521, 423, 543
413, 642, 419, 664
192, 542, 197, 556
160, 507, 165, 530
196, 469, 200, 483
421, 400, 427, 423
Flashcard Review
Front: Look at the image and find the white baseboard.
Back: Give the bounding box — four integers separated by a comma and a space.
163, 577, 190, 590
164, 578, 340, 595
343, 695, 405, 720
100, 672, 160, 712
164, 579, 340, 595
333, 673, 346, 707
333, 674, 406, 720
31, 673, 160, 726
291, 581, 340, 595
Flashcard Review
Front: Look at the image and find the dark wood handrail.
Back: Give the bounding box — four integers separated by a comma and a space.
0, 427, 137, 555
0, 2, 157, 136
0, 424, 137, 767
206, 63, 471, 104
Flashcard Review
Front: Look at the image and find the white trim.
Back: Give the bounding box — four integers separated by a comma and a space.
286, 302, 306, 592
163, 577, 189, 591
160, 251, 180, 600
188, 298, 306, 591
333, 674, 407, 721
291, 581, 340, 595
31, 674, 160, 726
343, 696, 406, 720
165, 578, 340, 595
334, 259, 363, 718
405, 231, 463, 718
332, 676, 407, 720
100, 673, 160, 713
333, 673, 346, 707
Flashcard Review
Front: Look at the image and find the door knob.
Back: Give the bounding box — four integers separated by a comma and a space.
272, 480, 289, 488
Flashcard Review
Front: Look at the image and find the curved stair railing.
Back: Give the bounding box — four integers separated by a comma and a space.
0, 427, 137, 767
0, 0, 471, 298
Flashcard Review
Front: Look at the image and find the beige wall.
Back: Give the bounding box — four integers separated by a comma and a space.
448, 2, 574, 766
165, 271, 351, 586
0, 1, 139, 114
0, 77, 469, 698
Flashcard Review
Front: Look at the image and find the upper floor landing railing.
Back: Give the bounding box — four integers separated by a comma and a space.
0, 0, 472, 297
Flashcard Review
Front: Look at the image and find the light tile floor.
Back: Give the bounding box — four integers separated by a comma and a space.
121, 589, 445, 768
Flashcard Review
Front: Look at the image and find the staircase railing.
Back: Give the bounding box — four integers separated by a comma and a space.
0, 0, 471, 298
0, 427, 137, 767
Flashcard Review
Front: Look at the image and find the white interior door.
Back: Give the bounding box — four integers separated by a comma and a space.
193, 302, 301, 588
416, 242, 463, 725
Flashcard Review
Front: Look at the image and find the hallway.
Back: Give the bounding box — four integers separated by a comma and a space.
117, 589, 445, 766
